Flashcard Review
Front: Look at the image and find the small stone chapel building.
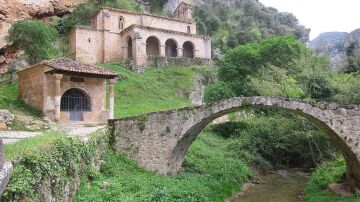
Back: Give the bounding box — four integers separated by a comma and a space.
69, 2, 211, 70
18, 58, 117, 123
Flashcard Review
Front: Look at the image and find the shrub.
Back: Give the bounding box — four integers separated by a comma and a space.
204, 81, 235, 103
6, 20, 58, 64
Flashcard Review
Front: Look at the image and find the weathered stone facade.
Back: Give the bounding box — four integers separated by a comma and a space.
18, 58, 117, 123
109, 96, 360, 192
69, 2, 211, 71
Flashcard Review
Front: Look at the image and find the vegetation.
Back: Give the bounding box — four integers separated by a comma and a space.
101, 63, 213, 117
6, 20, 58, 65
193, 0, 309, 59
4, 132, 66, 160
2, 131, 108, 201
210, 111, 334, 171
306, 157, 360, 202
75, 132, 251, 202
0, 83, 42, 117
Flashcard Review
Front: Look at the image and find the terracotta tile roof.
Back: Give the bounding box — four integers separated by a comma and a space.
40, 58, 117, 78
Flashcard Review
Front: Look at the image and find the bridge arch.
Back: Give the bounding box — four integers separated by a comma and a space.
109, 97, 360, 192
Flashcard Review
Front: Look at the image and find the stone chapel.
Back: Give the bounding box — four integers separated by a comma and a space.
69, 2, 212, 71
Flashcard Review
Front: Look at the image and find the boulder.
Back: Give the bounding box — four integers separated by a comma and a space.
0, 109, 14, 125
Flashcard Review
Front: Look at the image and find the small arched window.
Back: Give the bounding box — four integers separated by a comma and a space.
187, 26, 191, 34
119, 17, 124, 30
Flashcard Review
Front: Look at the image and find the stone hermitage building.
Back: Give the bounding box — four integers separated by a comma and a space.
18, 58, 117, 123
69, 2, 212, 71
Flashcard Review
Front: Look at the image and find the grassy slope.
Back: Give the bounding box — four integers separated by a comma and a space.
100, 64, 201, 118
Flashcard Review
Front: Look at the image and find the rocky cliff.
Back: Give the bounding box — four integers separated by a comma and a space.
309, 29, 360, 72
0, 0, 86, 74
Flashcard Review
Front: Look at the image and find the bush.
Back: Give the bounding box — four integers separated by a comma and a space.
2, 132, 108, 201
204, 81, 235, 103
209, 121, 249, 138
6, 20, 58, 64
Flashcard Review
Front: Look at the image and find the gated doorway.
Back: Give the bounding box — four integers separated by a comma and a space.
60, 88, 91, 121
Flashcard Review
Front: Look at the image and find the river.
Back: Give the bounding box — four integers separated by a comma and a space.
231, 170, 308, 202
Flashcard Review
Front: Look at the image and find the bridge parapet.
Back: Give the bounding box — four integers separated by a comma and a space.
108, 96, 360, 192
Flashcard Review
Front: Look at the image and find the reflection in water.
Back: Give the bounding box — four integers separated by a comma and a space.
232, 170, 308, 202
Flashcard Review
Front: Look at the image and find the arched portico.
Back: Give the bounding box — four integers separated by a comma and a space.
146, 36, 160, 56
183, 41, 194, 58
165, 39, 178, 57
109, 96, 360, 192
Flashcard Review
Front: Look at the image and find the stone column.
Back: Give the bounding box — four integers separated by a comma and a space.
53, 74, 63, 122
109, 79, 116, 119
177, 48, 183, 57
160, 45, 166, 57
0, 139, 12, 197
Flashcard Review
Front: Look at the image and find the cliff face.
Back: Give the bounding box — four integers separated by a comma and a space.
0, 0, 86, 49
0, 0, 86, 74
309, 29, 360, 72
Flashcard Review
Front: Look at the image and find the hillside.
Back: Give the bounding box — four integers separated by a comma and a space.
310, 29, 360, 72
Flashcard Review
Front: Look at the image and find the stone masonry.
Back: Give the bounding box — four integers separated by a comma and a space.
109, 96, 360, 192
69, 1, 211, 71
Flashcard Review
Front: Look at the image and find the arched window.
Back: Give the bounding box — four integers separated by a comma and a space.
61, 88, 91, 112
187, 26, 191, 34
119, 17, 124, 30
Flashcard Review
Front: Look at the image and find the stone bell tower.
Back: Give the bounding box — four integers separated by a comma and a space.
174, 1, 194, 21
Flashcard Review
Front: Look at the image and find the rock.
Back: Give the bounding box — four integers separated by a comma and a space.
0, 109, 14, 125
100, 181, 110, 189
328, 183, 354, 196
0, 122, 6, 130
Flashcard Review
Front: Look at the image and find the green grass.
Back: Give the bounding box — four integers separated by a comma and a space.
0, 83, 42, 117
75, 132, 252, 202
4, 132, 66, 160
100, 64, 210, 117
305, 157, 360, 202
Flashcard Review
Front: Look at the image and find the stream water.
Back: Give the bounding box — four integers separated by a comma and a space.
231, 170, 308, 202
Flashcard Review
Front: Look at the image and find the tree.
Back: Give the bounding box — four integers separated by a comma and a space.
6, 20, 58, 64
204, 82, 235, 103
218, 36, 307, 97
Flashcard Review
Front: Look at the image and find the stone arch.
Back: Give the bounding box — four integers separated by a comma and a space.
119, 16, 124, 30
110, 97, 360, 192
146, 36, 160, 56
164, 97, 360, 192
127, 36, 133, 59
60, 88, 91, 112
183, 41, 194, 58
165, 39, 178, 58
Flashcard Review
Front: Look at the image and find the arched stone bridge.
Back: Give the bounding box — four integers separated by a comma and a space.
108, 96, 360, 191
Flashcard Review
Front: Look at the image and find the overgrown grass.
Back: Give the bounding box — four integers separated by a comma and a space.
75, 132, 252, 202
4, 132, 66, 160
0, 83, 42, 117
100, 64, 210, 117
305, 157, 360, 202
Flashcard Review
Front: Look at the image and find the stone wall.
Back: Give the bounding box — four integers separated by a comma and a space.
147, 56, 212, 68
109, 96, 360, 192
18, 65, 46, 110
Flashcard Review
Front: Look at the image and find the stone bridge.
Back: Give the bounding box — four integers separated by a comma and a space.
108, 96, 360, 191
